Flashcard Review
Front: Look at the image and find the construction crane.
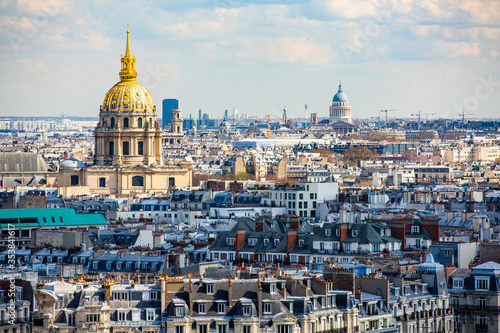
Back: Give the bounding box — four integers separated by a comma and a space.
380, 109, 398, 123
458, 112, 474, 124
370, 116, 380, 127
410, 111, 438, 129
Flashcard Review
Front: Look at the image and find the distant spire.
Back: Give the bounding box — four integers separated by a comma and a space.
338, 81, 343, 92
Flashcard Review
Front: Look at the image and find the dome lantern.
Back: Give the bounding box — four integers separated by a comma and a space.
119, 26, 137, 82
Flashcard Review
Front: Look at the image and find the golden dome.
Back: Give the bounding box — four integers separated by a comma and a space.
100, 27, 155, 112
101, 81, 154, 112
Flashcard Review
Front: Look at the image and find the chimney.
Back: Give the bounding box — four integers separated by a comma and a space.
228, 277, 233, 307
188, 279, 194, 312
235, 228, 245, 257
257, 279, 262, 317
339, 223, 350, 250
255, 216, 264, 232
290, 216, 300, 232
286, 229, 297, 254
103, 280, 113, 305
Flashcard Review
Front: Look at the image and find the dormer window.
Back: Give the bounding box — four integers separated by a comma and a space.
475, 277, 489, 291
226, 238, 235, 246
274, 239, 280, 246
325, 229, 331, 236
352, 230, 357, 237
452, 278, 464, 289
264, 239, 269, 246
386, 229, 391, 236
263, 302, 272, 314
421, 284, 427, 293
270, 283, 277, 294
242, 305, 251, 316
206, 283, 214, 294
175, 306, 184, 317
298, 239, 304, 247
248, 238, 257, 246
217, 303, 226, 314
412, 226, 420, 234
336, 229, 340, 237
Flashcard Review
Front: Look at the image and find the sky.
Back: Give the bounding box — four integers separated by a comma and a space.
1, 0, 499, 121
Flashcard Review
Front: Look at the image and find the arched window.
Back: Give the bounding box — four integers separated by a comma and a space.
132, 176, 144, 187
110, 118, 115, 128
149, 118, 152, 127
124, 117, 129, 128
138, 118, 143, 127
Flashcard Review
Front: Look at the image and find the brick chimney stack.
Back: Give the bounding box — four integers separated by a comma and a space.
235, 228, 246, 257
255, 216, 265, 232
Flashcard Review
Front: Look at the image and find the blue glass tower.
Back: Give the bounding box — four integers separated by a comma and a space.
162, 99, 179, 129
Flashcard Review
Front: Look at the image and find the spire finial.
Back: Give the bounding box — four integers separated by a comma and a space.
338, 81, 343, 92
126, 24, 131, 55
120, 26, 137, 81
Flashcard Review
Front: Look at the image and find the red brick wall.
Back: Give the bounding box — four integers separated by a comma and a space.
236, 228, 245, 252
287, 230, 297, 253
339, 223, 350, 250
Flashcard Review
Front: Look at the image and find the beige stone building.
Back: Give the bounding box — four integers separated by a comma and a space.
0, 29, 192, 195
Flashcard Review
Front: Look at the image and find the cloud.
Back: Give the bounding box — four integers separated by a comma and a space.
237, 36, 332, 66
17, 58, 48, 72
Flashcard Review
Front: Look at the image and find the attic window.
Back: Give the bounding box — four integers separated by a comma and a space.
352, 230, 357, 237
206, 283, 214, 294
411, 226, 420, 234
452, 278, 464, 289
336, 229, 340, 237
270, 283, 277, 294
274, 239, 280, 246
298, 239, 304, 247
248, 238, 257, 246
226, 238, 235, 246
421, 284, 428, 293
264, 239, 269, 246
325, 229, 331, 236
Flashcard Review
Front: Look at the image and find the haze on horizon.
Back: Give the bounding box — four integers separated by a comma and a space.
0, 0, 499, 121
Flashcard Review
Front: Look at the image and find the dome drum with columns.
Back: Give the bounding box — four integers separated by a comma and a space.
329, 82, 353, 124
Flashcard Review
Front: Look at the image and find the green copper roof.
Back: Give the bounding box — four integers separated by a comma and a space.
0, 208, 106, 228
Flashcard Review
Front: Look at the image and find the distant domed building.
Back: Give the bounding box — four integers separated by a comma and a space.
329, 82, 353, 124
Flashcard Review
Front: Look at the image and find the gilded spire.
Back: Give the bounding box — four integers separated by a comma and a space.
126, 24, 131, 55
120, 25, 137, 81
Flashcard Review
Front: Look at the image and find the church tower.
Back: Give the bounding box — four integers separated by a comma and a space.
94, 28, 163, 166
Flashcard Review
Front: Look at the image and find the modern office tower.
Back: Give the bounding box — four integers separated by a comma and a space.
224, 109, 228, 120
162, 99, 178, 129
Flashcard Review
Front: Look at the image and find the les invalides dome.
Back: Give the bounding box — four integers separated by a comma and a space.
94, 28, 163, 167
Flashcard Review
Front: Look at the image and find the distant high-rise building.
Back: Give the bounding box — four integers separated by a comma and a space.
233, 108, 239, 121
162, 99, 178, 129
224, 109, 228, 120
198, 109, 202, 123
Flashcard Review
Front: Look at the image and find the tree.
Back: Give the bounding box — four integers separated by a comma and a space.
233, 171, 251, 181
342, 146, 379, 164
